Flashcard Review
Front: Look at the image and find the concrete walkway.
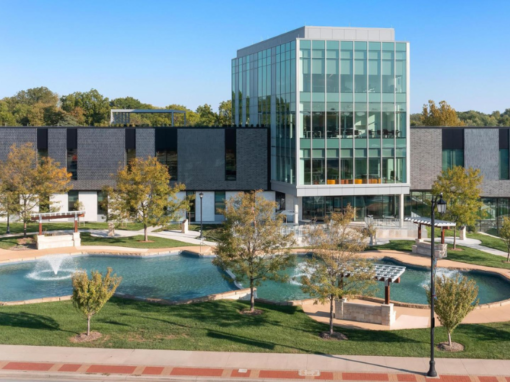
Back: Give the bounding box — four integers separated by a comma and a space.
0, 345, 508, 380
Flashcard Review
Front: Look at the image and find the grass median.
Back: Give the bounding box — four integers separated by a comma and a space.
0, 298, 508, 359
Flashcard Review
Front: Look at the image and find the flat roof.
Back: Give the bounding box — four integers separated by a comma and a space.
237, 26, 398, 58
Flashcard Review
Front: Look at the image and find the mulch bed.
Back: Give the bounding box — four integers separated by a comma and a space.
239, 309, 264, 316
320, 331, 348, 341
437, 341, 464, 352
70, 331, 103, 343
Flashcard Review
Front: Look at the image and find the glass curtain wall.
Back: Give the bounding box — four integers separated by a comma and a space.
302, 195, 399, 221
298, 39, 407, 185
232, 42, 296, 184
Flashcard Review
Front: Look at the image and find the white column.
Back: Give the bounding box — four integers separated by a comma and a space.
294, 201, 299, 225
399, 194, 405, 227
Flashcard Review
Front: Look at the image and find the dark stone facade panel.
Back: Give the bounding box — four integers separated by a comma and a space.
465, 129, 499, 181
0, 128, 37, 161
177, 129, 226, 189
136, 128, 155, 158
48, 128, 67, 167
236, 129, 268, 190
410, 129, 442, 190
77, 129, 125, 183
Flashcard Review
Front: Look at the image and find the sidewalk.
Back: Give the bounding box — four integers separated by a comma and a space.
0, 345, 508, 381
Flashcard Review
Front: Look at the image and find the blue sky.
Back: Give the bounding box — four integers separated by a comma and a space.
1, 0, 509, 114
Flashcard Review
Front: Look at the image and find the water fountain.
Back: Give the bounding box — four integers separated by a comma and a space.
27, 255, 76, 281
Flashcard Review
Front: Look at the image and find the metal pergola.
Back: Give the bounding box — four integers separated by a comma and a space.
110, 109, 187, 126
405, 216, 456, 244
342, 263, 406, 304
30, 211, 85, 234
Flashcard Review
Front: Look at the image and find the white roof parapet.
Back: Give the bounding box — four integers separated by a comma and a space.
405, 217, 456, 227
343, 264, 406, 283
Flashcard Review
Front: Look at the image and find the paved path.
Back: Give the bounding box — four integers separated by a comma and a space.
0, 345, 508, 381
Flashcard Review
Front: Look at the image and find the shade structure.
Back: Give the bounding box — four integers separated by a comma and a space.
405, 216, 456, 244
342, 263, 406, 304
30, 211, 86, 234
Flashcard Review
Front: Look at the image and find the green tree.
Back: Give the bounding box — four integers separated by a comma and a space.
499, 217, 510, 262
72, 268, 121, 337
60, 89, 110, 126
213, 191, 295, 313
0, 143, 71, 236
300, 205, 375, 336
421, 100, 465, 126
217, 100, 232, 125
164, 104, 199, 126
106, 156, 188, 241
196, 104, 217, 126
432, 166, 484, 248
425, 274, 478, 348
11, 87, 58, 106
0, 100, 16, 126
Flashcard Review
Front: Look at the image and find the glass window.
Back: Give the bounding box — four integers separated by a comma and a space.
97, 191, 107, 216
383, 157, 395, 183
341, 112, 353, 137
156, 150, 178, 180
500, 149, 509, 180
341, 158, 353, 184
312, 158, 325, 185
442, 149, 464, 171
327, 159, 339, 184
126, 149, 136, 170
368, 158, 381, 184
355, 158, 367, 184
68, 191, 79, 211
326, 111, 339, 138
214, 192, 226, 215
67, 149, 78, 180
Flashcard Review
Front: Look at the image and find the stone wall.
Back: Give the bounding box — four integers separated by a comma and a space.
335, 298, 395, 326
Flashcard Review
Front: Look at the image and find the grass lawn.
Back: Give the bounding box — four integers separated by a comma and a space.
370, 240, 510, 270
0, 222, 145, 236
159, 223, 222, 242
423, 226, 508, 254
80, 233, 195, 248
0, 299, 508, 358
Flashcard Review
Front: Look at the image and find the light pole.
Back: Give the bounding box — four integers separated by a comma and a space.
427, 192, 447, 378
199, 192, 204, 239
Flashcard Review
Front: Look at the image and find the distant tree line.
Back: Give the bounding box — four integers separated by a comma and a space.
0, 87, 232, 127
411, 100, 510, 127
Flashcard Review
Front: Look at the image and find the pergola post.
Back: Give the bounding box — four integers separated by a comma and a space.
74, 214, 78, 233
39, 215, 42, 235
441, 227, 445, 244
418, 223, 422, 240
384, 280, 391, 304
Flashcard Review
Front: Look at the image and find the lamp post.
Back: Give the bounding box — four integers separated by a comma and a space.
427, 192, 447, 378
199, 192, 204, 239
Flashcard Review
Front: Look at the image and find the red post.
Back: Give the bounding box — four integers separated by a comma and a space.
441, 228, 445, 244
39, 222, 42, 235
385, 281, 390, 304
74, 218, 78, 233
418, 224, 422, 240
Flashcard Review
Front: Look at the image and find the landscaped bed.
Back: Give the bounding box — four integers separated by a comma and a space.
0, 299, 508, 359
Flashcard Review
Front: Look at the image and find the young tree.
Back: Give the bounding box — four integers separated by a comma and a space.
0, 188, 21, 234
300, 205, 376, 336
0, 143, 71, 236
499, 217, 510, 262
425, 274, 478, 348
421, 100, 465, 126
72, 268, 121, 337
213, 191, 296, 313
432, 166, 484, 249
106, 156, 188, 241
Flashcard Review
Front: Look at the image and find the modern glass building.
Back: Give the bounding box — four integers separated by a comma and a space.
232, 27, 410, 222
